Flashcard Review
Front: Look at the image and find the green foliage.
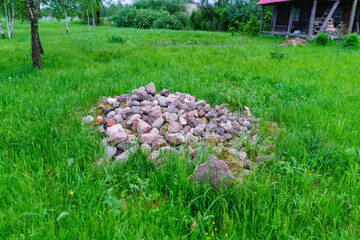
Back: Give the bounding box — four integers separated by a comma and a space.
107, 34, 126, 43
1, 21, 360, 239
344, 33, 360, 47
243, 14, 259, 35
113, 7, 183, 30
314, 33, 329, 46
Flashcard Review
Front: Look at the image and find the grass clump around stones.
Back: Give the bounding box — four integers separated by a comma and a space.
0, 20, 360, 239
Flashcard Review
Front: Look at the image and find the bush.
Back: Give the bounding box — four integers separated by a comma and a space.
243, 14, 260, 35
113, 7, 183, 30
108, 34, 126, 43
315, 33, 329, 46
344, 33, 360, 47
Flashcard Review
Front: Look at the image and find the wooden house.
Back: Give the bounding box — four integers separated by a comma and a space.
258, 0, 360, 38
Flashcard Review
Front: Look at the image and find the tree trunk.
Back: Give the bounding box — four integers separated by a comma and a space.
91, 5, 96, 27
4, 1, 11, 38
86, 10, 90, 33
30, 20, 42, 68
100, 0, 112, 27
0, 18, 4, 39
10, 4, 14, 38
64, 8, 69, 34
36, 25, 44, 54
96, 9, 101, 25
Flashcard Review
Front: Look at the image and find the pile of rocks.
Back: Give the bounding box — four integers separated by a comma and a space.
83, 82, 267, 187
280, 37, 308, 46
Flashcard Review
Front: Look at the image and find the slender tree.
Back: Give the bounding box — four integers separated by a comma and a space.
0, 17, 4, 38
4, 0, 15, 38
27, 0, 42, 68
46, 0, 77, 35
100, 0, 111, 27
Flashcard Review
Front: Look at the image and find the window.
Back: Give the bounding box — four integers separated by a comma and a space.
333, 7, 343, 22
293, 8, 300, 22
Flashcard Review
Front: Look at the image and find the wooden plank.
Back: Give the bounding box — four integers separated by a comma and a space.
288, 3, 295, 34
348, 0, 358, 32
308, 0, 318, 37
272, 5, 278, 32
318, 1, 340, 34
260, 5, 265, 33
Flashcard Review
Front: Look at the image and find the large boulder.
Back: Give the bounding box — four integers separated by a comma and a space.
190, 155, 234, 188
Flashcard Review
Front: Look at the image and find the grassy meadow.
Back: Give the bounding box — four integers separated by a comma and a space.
1, 20, 360, 239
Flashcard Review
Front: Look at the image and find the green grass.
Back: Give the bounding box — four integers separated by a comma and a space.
1, 19, 360, 239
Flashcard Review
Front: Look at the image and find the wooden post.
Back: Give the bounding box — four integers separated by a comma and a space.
318, 1, 340, 33
349, 0, 358, 32
288, 3, 295, 34
308, 0, 318, 38
260, 5, 265, 33
272, 5, 278, 33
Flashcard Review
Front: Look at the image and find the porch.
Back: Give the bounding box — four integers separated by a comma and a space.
258, 0, 360, 38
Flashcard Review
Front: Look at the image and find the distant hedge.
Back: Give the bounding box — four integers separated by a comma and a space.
112, 8, 183, 30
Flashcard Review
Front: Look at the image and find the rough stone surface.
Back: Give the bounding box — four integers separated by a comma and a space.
145, 82, 156, 95
168, 121, 182, 133
132, 118, 152, 134
105, 146, 117, 160
190, 155, 234, 188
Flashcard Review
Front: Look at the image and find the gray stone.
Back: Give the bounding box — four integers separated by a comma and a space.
152, 118, 165, 129
206, 123, 217, 132
160, 88, 170, 97
127, 114, 141, 125
132, 100, 140, 106
164, 112, 177, 123
82, 115, 94, 123
197, 100, 207, 106
117, 141, 133, 151
112, 151, 130, 168
172, 100, 181, 108
152, 138, 167, 150
167, 94, 178, 103
221, 121, 233, 131
166, 133, 186, 146
106, 124, 125, 136
179, 117, 187, 126
139, 132, 161, 144
168, 121, 182, 133
242, 121, 252, 128
141, 143, 152, 155
239, 151, 248, 160
107, 97, 117, 105
190, 155, 234, 188
194, 125, 205, 136
205, 110, 217, 119
108, 131, 127, 145
185, 111, 195, 121
145, 82, 156, 95
149, 150, 160, 162
132, 118, 152, 134
158, 96, 169, 107
150, 106, 162, 119
203, 104, 211, 112
166, 106, 179, 114
198, 109, 205, 117
105, 146, 117, 160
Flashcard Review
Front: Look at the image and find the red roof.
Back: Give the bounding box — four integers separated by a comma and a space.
258, 0, 291, 5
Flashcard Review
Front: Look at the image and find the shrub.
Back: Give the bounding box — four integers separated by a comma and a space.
315, 33, 329, 46
113, 7, 184, 30
344, 33, 360, 47
108, 34, 126, 43
243, 15, 260, 35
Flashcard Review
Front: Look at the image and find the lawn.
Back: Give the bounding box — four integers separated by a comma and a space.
0, 20, 360, 239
